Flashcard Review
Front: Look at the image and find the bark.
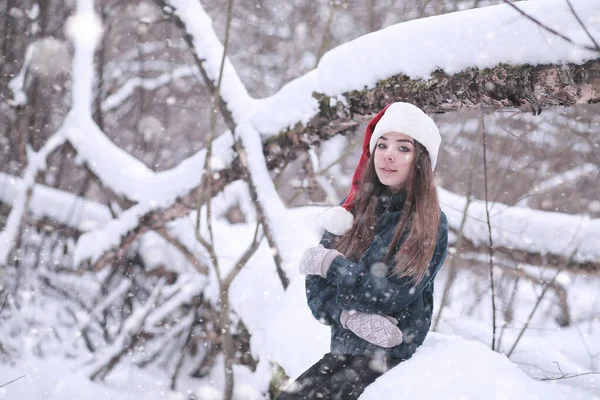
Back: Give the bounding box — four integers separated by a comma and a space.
457, 237, 600, 276
265, 60, 600, 171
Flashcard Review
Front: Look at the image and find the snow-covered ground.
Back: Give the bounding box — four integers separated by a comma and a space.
2, 203, 598, 399
2, 0, 599, 398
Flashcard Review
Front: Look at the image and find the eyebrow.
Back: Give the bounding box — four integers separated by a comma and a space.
379, 137, 414, 144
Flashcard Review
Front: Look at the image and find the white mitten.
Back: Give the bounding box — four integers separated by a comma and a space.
299, 245, 343, 276
340, 310, 403, 348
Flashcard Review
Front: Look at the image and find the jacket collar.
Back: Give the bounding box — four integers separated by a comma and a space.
378, 189, 407, 214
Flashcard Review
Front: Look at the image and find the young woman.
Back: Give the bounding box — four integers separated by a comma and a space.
276, 102, 449, 399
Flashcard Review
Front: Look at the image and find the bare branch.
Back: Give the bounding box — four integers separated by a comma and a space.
223, 221, 262, 289
500, 0, 599, 53
0, 291, 8, 316
506, 250, 578, 357
565, 0, 600, 52
536, 361, 600, 381
155, 227, 209, 275
0, 375, 26, 389
482, 115, 498, 351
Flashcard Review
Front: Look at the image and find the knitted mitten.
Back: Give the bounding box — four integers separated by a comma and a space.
340, 310, 403, 348
299, 245, 343, 276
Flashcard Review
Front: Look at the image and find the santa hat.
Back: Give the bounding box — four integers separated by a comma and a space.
318, 102, 440, 236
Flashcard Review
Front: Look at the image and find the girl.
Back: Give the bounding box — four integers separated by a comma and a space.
276, 102, 449, 399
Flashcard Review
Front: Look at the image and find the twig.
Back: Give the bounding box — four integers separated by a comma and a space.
158, 0, 289, 290
433, 118, 479, 330
565, 0, 600, 52
500, 0, 599, 53
0, 291, 8, 316
538, 371, 600, 381
497, 274, 520, 350
506, 249, 577, 357
0, 375, 26, 389
506, 268, 561, 357
155, 227, 209, 275
223, 221, 262, 289
170, 307, 199, 390
537, 361, 600, 381
482, 114, 498, 351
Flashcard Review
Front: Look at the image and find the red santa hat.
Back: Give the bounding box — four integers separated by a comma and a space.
318, 102, 440, 236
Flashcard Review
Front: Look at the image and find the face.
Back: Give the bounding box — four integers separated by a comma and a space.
373, 131, 415, 191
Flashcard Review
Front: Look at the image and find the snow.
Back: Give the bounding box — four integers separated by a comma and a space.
3, 204, 599, 398
317, 0, 600, 96
165, 0, 257, 122
7, 44, 33, 107
2, 0, 600, 398
250, 0, 600, 136
0, 355, 181, 400
84, 280, 165, 379
438, 187, 600, 264
102, 65, 198, 112
58, 0, 600, 267
360, 333, 595, 400
0, 135, 66, 265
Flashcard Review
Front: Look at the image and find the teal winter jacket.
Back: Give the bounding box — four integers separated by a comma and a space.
305, 191, 449, 360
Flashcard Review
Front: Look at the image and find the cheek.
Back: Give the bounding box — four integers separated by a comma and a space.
396, 153, 413, 166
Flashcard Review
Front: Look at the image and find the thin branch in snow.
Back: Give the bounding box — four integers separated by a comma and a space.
88, 279, 165, 381
482, 115, 498, 351
155, 227, 209, 275
170, 306, 199, 390
538, 371, 600, 381
0, 292, 8, 316
223, 221, 262, 289
198, 0, 235, 249
0, 134, 66, 267
101, 65, 197, 112
433, 128, 479, 331
506, 249, 577, 357
536, 361, 600, 381
500, 0, 599, 53
0, 375, 26, 389
565, 0, 600, 52
159, 0, 290, 288
76, 279, 132, 333
7, 44, 34, 107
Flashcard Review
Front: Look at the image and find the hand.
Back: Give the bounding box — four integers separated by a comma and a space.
299, 245, 343, 276
340, 310, 403, 348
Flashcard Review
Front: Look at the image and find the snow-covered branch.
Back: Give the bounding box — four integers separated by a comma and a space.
160, 0, 297, 287
102, 65, 198, 112
0, 134, 66, 266
440, 187, 600, 272
0, 172, 111, 231
87, 279, 165, 380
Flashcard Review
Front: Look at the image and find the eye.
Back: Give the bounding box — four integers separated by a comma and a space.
399, 146, 411, 152
377, 143, 387, 149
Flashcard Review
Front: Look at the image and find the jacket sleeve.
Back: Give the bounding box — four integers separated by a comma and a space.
324, 211, 449, 316
305, 230, 344, 325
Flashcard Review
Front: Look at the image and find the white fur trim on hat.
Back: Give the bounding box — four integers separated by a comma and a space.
317, 206, 354, 236
369, 102, 441, 170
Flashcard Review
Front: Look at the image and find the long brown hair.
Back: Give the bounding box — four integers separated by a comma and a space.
334, 141, 441, 284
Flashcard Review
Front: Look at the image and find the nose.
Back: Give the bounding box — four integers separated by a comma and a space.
384, 149, 394, 161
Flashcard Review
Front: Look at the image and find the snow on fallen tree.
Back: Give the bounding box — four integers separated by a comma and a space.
51, 0, 598, 273
439, 187, 600, 273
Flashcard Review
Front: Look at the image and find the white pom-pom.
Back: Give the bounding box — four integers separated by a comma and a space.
317, 206, 354, 235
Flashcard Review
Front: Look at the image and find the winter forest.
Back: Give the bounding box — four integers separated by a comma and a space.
0, 0, 599, 398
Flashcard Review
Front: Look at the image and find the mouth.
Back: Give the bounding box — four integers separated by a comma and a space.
380, 168, 397, 174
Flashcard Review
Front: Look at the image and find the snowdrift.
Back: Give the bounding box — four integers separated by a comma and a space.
259, 278, 596, 400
